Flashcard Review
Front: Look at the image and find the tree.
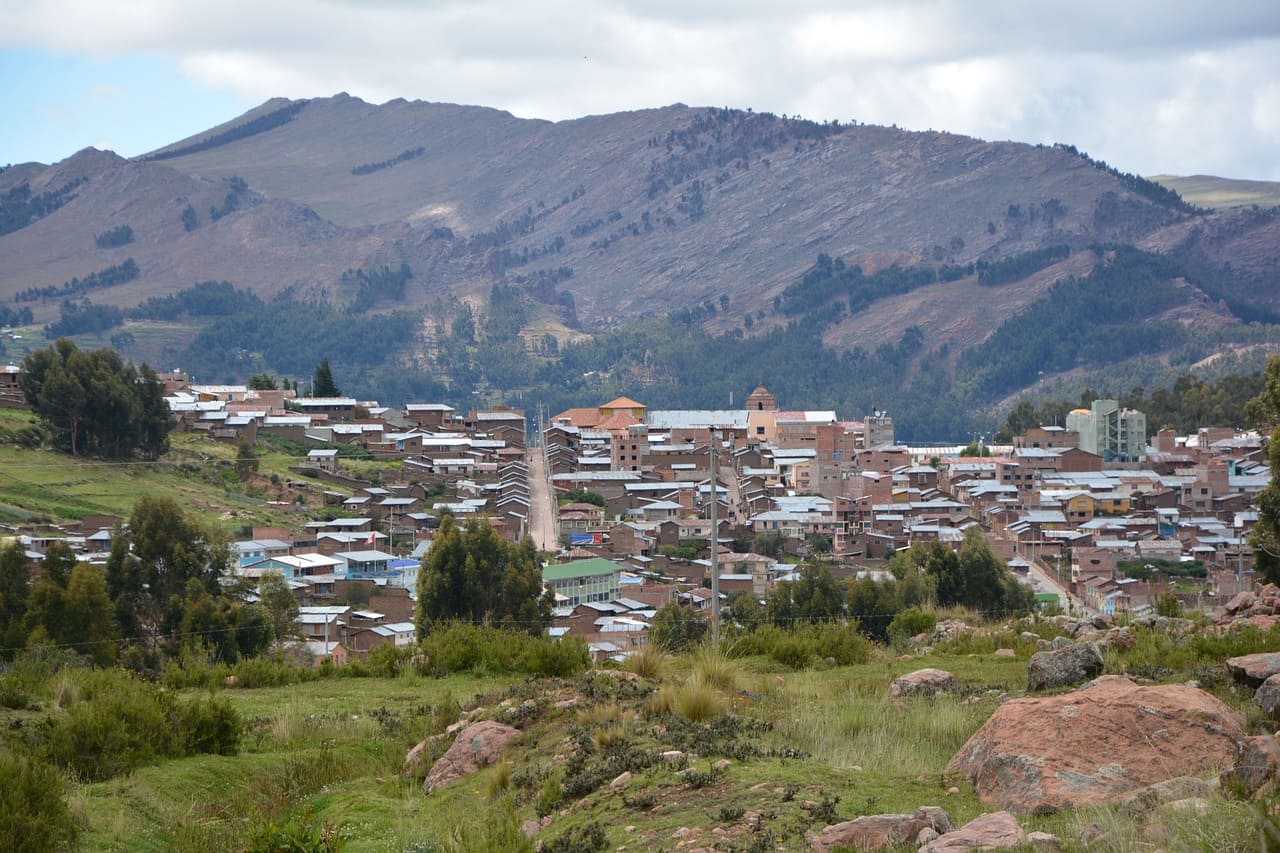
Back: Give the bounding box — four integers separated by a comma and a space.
415, 516, 553, 636
259, 572, 299, 641
764, 562, 845, 626
1249, 356, 1280, 583
235, 439, 259, 479
312, 358, 340, 398
18, 339, 172, 458
649, 601, 708, 651
64, 563, 116, 666
129, 497, 229, 606
0, 542, 30, 657
247, 373, 278, 391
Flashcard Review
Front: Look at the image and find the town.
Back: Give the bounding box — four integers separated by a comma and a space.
4, 362, 1269, 666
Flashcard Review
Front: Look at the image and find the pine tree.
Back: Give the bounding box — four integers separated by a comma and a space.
312, 358, 340, 398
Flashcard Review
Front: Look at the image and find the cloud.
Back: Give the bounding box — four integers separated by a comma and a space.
2, 0, 1278, 177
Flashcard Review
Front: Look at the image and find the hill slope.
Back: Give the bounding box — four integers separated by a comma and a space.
2, 96, 1279, 435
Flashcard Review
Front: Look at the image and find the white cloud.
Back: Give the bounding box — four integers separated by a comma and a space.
2, 0, 1279, 177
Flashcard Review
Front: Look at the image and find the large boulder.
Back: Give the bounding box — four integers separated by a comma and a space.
422, 720, 521, 793
947, 677, 1245, 813
920, 811, 1025, 851
1256, 674, 1280, 717
1227, 652, 1280, 688
810, 807, 952, 851
1221, 734, 1280, 796
1026, 641, 1103, 692
889, 668, 959, 698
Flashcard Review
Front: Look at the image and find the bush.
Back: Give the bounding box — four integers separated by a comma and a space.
245, 805, 341, 853
39, 669, 244, 781
622, 643, 668, 680
888, 608, 938, 648
419, 622, 590, 677
0, 749, 78, 852
545, 821, 608, 853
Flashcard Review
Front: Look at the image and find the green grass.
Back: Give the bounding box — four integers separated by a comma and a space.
23, 617, 1280, 851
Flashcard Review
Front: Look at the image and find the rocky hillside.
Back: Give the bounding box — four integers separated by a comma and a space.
4, 94, 1276, 328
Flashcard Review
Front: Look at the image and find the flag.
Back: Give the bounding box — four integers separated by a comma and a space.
365, 531, 376, 546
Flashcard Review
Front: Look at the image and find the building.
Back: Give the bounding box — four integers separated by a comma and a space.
1066, 400, 1146, 462
543, 558, 621, 607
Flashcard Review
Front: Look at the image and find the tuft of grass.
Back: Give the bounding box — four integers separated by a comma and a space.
676, 675, 722, 722
483, 761, 511, 799
646, 683, 678, 717
691, 643, 739, 691
623, 644, 669, 680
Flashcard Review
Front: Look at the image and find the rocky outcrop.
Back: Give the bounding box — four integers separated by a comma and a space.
422, 720, 521, 793
810, 807, 952, 851
889, 669, 959, 698
1227, 652, 1280, 689
920, 811, 1025, 851
1026, 641, 1103, 691
947, 676, 1245, 813
1217, 584, 1280, 631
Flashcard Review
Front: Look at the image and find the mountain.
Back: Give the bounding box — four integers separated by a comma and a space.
1, 95, 1278, 436
1150, 174, 1280, 210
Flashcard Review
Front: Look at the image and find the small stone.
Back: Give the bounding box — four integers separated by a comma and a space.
714, 759, 731, 770
994, 648, 1016, 658
609, 771, 632, 793
626, 826, 636, 833
899, 654, 914, 662
662, 750, 686, 762
521, 819, 540, 838
1026, 830, 1061, 850
948, 786, 960, 795
1078, 823, 1104, 844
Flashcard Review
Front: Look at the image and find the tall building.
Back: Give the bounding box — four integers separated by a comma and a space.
1065, 400, 1147, 462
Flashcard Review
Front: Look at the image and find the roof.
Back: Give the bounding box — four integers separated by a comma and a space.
542, 558, 620, 582
602, 396, 645, 409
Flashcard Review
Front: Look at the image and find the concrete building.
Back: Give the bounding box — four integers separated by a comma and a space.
1065, 399, 1147, 462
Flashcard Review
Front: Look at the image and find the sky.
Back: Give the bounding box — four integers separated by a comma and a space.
1, 0, 1278, 179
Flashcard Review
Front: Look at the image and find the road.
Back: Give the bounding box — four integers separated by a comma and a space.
527, 445, 558, 552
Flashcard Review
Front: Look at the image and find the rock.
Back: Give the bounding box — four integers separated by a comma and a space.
422, 721, 521, 793
1078, 823, 1105, 844
1049, 635, 1073, 650
1118, 776, 1215, 817
609, 771, 632, 793
1227, 652, 1280, 688
1026, 642, 1103, 692
661, 750, 686, 763
920, 811, 1024, 851
889, 668, 959, 698
713, 759, 732, 770
402, 737, 432, 777
1221, 734, 1280, 795
809, 807, 952, 852
916, 826, 939, 845
1258, 675, 1280, 718
1026, 830, 1061, 850
994, 648, 1016, 658
1020, 632, 1040, 643
1160, 796, 1211, 814
1226, 590, 1258, 613
947, 677, 1246, 813
521, 819, 540, 838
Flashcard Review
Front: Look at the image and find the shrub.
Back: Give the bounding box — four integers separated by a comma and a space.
174, 695, 242, 756
39, 669, 243, 781
888, 608, 937, 648
535, 774, 563, 818
545, 821, 608, 853
245, 805, 341, 853
521, 636, 591, 677
484, 761, 512, 799
0, 749, 78, 852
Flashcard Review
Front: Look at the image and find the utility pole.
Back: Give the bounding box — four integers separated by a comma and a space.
709, 426, 720, 644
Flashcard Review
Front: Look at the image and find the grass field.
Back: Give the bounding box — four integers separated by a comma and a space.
1150, 174, 1280, 210
0, 409, 344, 530
26, 620, 1275, 852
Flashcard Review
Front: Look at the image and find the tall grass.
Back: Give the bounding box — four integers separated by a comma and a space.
691, 643, 739, 691
622, 643, 669, 680
767, 673, 990, 774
